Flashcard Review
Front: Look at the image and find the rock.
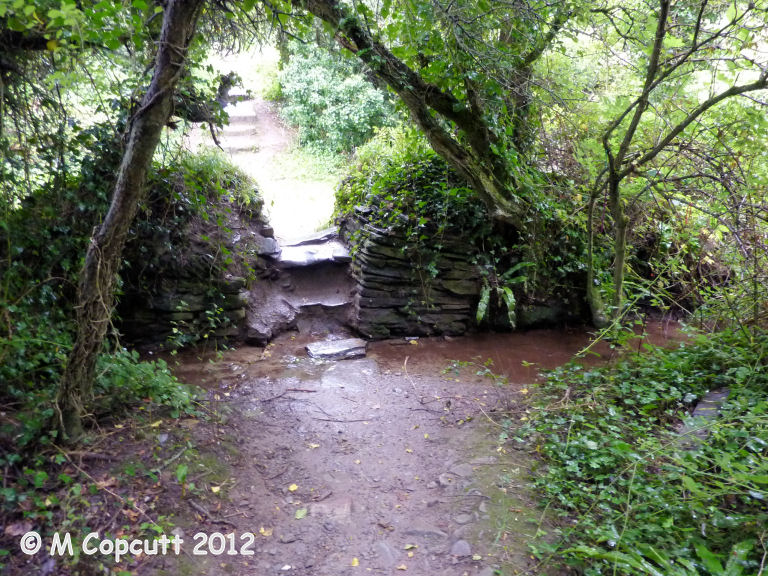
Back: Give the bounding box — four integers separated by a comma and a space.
454, 513, 473, 525
309, 497, 353, 521
450, 540, 472, 557
306, 338, 367, 360
279, 240, 350, 268
374, 541, 399, 568
289, 227, 338, 246
449, 463, 474, 478
253, 235, 280, 256
437, 473, 454, 487
403, 521, 447, 540
332, 244, 352, 263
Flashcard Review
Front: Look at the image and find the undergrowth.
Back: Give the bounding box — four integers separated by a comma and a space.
516, 329, 768, 575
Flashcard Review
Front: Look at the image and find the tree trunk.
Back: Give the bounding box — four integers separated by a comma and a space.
586, 189, 609, 328
296, 0, 523, 224
609, 176, 628, 319
56, 0, 203, 440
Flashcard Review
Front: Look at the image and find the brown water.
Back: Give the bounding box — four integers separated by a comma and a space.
147, 321, 680, 576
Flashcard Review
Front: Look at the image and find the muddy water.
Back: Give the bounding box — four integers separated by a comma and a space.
156, 322, 678, 576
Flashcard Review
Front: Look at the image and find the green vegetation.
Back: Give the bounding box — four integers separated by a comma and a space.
1, 0, 767, 573
516, 330, 768, 574
277, 41, 397, 152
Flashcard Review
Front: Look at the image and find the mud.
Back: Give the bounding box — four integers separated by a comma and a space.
143, 321, 680, 576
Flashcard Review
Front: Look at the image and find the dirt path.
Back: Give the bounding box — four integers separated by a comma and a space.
142, 327, 615, 576
190, 99, 340, 242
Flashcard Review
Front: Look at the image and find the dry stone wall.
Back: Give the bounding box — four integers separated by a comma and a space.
342, 212, 481, 339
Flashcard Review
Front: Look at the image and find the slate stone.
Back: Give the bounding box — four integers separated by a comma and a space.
306, 338, 367, 360
450, 539, 472, 556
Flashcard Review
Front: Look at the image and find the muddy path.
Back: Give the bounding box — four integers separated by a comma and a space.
137, 324, 682, 576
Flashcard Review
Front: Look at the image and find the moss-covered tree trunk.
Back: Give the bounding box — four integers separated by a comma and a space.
57, 0, 203, 440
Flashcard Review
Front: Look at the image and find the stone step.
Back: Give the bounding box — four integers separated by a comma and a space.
279, 239, 351, 268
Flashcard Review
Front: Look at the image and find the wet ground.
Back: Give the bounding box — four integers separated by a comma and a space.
142, 322, 680, 576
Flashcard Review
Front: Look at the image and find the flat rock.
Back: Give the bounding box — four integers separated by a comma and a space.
279, 240, 351, 268
307, 338, 367, 360
287, 227, 338, 246
449, 463, 474, 478
309, 497, 353, 521
373, 541, 399, 568
403, 521, 447, 540
450, 539, 472, 556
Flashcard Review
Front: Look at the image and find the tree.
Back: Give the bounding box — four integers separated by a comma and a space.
585, 0, 768, 321
286, 0, 572, 225
56, 0, 204, 440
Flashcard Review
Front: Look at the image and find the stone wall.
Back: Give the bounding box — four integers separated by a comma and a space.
341, 210, 585, 339
118, 189, 279, 346
342, 212, 481, 338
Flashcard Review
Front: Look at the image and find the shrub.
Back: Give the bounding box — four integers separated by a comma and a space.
518, 329, 768, 575
278, 42, 397, 152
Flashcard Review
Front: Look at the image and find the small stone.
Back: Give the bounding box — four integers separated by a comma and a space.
478, 502, 488, 514
426, 481, 438, 489
450, 540, 471, 556
403, 521, 447, 539
374, 541, 399, 568
454, 513, 473, 525
437, 473, 454, 487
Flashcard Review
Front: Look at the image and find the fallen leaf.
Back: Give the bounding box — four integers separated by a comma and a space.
259, 526, 273, 537
407, 551, 414, 558
520, 388, 529, 395
122, 508, 139, 522
405, 448, 413, 453
354, 459, 361, 464
210, 486, 221, 494
396, 564, 408, 570
472, 554, 482, 560
288, 484, 298, 492
150, 420, 163, 428
4, 521, 32, 537
423, 433, 429, 439
308, 443, 320, 449
404, 544, 417, 550
294, 508, 307, 519
351, 557, 360, 567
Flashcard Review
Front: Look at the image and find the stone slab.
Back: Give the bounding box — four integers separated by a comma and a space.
306, 338, 367, 360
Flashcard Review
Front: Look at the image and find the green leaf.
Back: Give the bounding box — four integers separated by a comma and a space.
695, 542, 724, 575
175, 464, 188, 483
476, 284, 490, 324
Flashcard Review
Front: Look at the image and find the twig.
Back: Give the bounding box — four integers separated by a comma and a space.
188, 500, 237, 527
261, 388, 318, 402
311, 417, 374, 423
150, 446, 187, 476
